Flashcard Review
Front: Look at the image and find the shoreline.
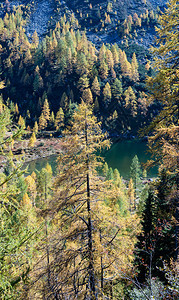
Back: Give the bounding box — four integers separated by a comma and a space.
0, 135, 62, 172
0, 132, 149, 173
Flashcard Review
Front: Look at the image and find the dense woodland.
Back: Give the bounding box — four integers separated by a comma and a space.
0, 0, 178, 299
0, 0, 160, 136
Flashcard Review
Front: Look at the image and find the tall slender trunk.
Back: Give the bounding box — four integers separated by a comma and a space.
85, 111, 96, 299
100, 229, 104, 293
45, 179, 51, 289
149, 250, 153, 300
45, 179, 59, 300
73, 257, 78, 296
176, 174, 179, 261
109, 281, 113, 299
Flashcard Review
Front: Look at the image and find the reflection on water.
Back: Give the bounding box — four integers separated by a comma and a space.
104, 140, 158, 178
24, 140, 158, 178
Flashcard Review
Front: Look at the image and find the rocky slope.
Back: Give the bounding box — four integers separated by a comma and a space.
0, 0, 167, 44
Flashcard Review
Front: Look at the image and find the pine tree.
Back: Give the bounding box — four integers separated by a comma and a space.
99, 60, 108, 79
18, 115, 26, 129
82, 88, 93, 104
47, 101, 111, 298
103, 82, 112, 105
44, 102, 139, 298
99, 44, 106, 63
130, 155, 142, 202
143, 169, 147, 179
105, 13, 111, 24
36, 163, 53, 208
111, 44, 119, 65
55, 107, 64, 130
91, 76, 100, 96
15, 103, 19, 115
33, 121, 38, 134
120, 51, 132, 78
112, 78, 123, 100
25, 174, 37, 207
134, 189, 157, 283
33, 66, 43, 91
113, 168, 121, 186
124, 86, 137, 116
0, 80, 5, 90
38, 113, 47, 130
78, 74, 89, 91
106, 167, 114, 180
106, 49, 114, 70
128, 178, 135, 212
135, 172, 176, 284
110, 110, 118, 130
93, 97, 99, 112
31, 31, 39, 49
60, 92, 69, 111
103, 162, 109, 178
28, 132, 36, 148
42, 98, 50, 122
131, 53, 139, 81
49, 111, 55, 128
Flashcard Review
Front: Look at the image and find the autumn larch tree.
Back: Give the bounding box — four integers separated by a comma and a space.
124, 86, 137, 117
42, 101, 139, 299
91, 76, 100, 96
131, 53, 139, 82
0, 98, 38, 298
103, 82, 112, 107
144, 0, 179, 259
48, 101, 110, 299
130, 155, 142, 204
55, 107, 64, 131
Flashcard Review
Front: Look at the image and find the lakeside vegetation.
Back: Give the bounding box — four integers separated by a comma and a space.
0, 0, 178, 299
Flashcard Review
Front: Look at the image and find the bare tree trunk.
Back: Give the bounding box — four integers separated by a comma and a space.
85, 111, 96, 299
149, 250, 153, 300
45, 179, 59, 300
110, 281, 113, 299
176, 175, 179, 261
100, 229, 104, 293
44, 180, 51, 290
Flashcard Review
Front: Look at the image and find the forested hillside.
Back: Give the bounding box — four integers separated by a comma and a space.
0, 0, 167, 137
0, 0, 178, 299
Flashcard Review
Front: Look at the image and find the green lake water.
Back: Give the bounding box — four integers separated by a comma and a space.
25, 140, 158, 179
103, 140, 158, 178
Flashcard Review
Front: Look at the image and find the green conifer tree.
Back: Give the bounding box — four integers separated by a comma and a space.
103, 82, 112, 105
112, 78, 123, 100
130, 155, 142, 202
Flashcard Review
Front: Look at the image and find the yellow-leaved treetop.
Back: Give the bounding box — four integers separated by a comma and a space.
91, 76, 100, 96
103, 82, 112, 106
124, 86, 137, 116
55, 107, 64, 130
28, 131, 36, 148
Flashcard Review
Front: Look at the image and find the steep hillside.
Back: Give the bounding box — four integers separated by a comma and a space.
0, 0, 167, 137
0, 0, 167, 45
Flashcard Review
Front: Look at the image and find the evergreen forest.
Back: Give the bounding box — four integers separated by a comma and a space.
0, 0, 178, 299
